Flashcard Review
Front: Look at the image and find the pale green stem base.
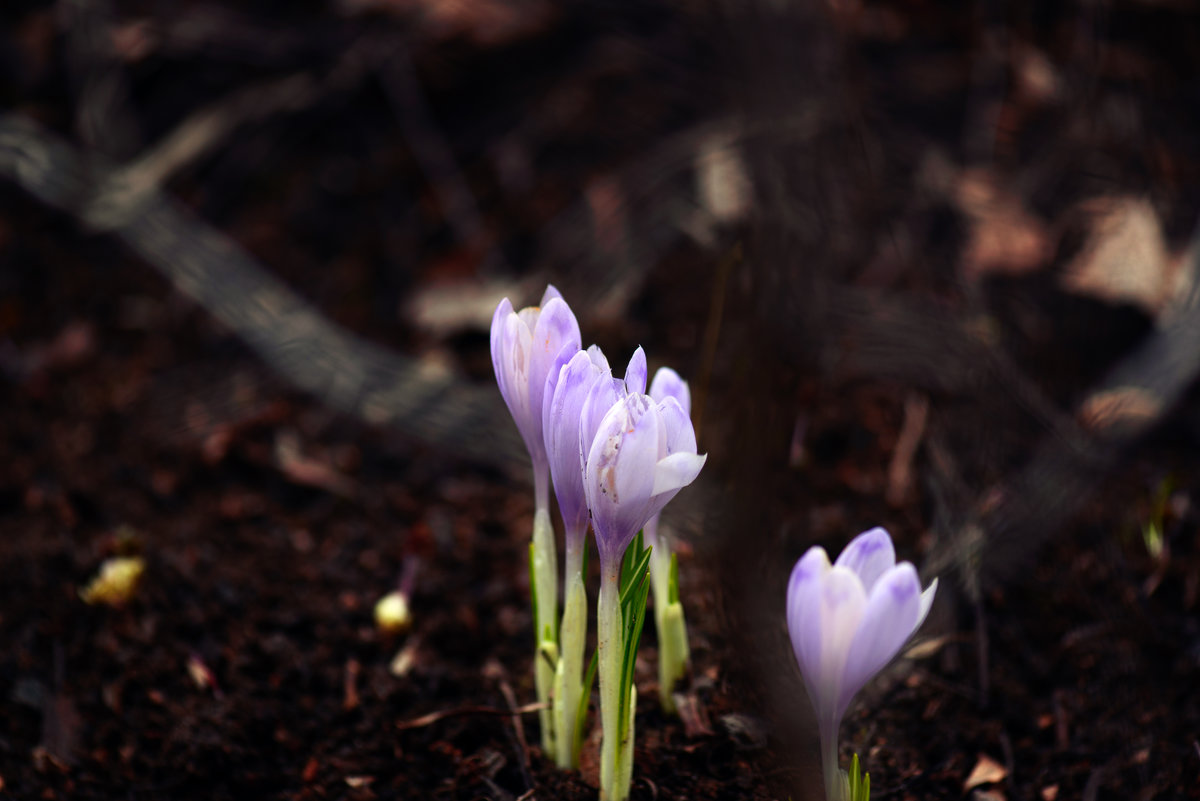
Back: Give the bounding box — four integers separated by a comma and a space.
822, 730, 840, 801
553, 566, 587, 768
648, 526, 689, 713
531, 505, 558, 755
597, 570, 623, 801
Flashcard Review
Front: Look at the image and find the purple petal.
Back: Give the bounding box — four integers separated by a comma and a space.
802, 565, 867, 743
786, 547, 831, 703
490, 303, 538, 454
541, 284, 564, 305
834, 527, 897, 593
625, 347, 648, 396
579, 372, 623, 472
649, 367, 691, 417
839, 563, 922, 718
658, 396, 697, 456
543, 348, 602, 533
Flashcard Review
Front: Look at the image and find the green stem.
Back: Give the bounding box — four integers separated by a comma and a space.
531, 499, 558, 754
597, 567, 622, 800
553, 566, 587, 768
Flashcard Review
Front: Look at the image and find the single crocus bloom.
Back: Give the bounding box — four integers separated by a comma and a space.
583, 389, 705, 566
786, 527, 937, 800
490, 285, 581, 487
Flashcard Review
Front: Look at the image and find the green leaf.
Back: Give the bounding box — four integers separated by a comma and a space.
847, 753, 871, 801
574, 649, 599, 762
613, 533, 653, 743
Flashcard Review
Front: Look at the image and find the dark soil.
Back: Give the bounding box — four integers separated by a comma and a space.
3, 2, 1200, 800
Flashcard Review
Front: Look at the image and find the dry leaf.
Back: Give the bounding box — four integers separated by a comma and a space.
964, 753, 1008, 791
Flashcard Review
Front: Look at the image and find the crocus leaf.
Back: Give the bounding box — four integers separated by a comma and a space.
574, 649, 599, 763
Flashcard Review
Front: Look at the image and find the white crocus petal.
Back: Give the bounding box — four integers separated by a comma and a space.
833, 526, 896, 594
650, 452, 706, 497
839, 563, 922, 716
610, 395, 659, 511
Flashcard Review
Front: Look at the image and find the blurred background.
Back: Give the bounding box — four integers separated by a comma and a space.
2, 1, 1199, 799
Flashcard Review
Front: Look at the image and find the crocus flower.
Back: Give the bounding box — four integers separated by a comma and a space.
490, 284, 581, 756
582, 350, 705, 801
583, 384, 705, 567
786, 527, 937, 800
491, 285, 581, 486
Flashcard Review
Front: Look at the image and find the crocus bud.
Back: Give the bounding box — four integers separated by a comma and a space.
648, 366, 690, 416
490, 286, 581, 470
583, 389, 706, 565
786, 527, 937, 761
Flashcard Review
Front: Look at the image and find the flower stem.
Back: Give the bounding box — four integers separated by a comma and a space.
553, 559, 587, 768
822, 731, 840, 801
597, 566, 622, 800
531, 499, 558, 754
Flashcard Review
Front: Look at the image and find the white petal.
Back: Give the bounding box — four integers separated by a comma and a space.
915, 577, 938, 631
650, 451, 706, 497
834, 527, 896, 593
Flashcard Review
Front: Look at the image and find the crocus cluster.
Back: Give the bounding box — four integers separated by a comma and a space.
492, 286, 706, 800
786, 527, 937, 801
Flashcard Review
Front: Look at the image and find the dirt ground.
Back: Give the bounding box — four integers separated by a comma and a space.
2, 2, 1200, 800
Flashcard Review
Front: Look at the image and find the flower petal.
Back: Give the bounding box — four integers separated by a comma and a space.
834, 527, 896, 593
649, 367, 690, 416
625, 346, 647, 396
786, 547, 831, 712
916, 577, 938, 631
541, 284, 564, 305
650, 451, 706, 497
585, 393, 659, 561
544, 348, 601, 533
658, 396, 697, 456
839, 563, 922, 718
810, 566, 868, 742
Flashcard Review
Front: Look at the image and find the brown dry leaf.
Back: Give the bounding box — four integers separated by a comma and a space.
274, 430, 356, 498
956, 169, 1051, 280
1060, 197, 1174, 317
1077, 386, 1162, 432
964, 753, 1008, 791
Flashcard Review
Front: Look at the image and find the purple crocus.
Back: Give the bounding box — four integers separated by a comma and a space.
583, 380, 705, 569
490, 284, 581, 755
786, 527, 937, 799
490, 285, 581, 494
